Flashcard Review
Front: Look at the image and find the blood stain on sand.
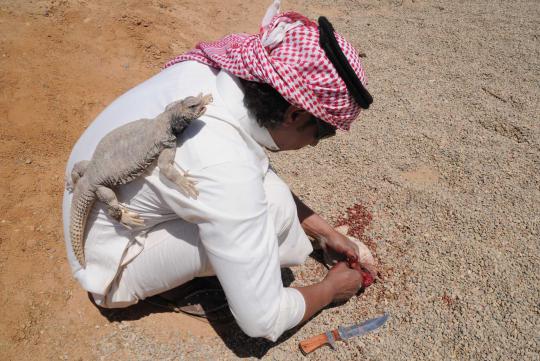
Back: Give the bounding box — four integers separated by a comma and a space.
335, 203, 390, 289
335, 202, 377, 254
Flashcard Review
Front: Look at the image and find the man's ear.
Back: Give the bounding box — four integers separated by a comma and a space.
283, 106, 306, 127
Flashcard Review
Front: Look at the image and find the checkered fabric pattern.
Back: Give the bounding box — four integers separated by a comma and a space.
164, 12, 368, 130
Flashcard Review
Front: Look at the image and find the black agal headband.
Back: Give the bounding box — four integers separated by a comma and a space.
318, 16, 373, 109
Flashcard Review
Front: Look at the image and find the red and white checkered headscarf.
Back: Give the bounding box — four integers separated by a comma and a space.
164, 9, 368, 130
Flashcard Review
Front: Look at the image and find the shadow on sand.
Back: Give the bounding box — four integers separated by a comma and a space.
90, 250, 366, 358
91, 268, 304, 358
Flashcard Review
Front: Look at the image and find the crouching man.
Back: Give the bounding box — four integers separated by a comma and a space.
63, 7, 375, 341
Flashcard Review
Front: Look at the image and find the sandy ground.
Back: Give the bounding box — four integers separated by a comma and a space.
1, 0, 539, 360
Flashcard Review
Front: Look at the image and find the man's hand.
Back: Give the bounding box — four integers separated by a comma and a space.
320, 229, 378, 285
295, 261, 364, 323
292, 193, 377, 283
323, 262, 364, 302
318, 229, 359, 263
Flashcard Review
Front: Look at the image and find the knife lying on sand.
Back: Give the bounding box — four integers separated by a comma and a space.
299, 313, 389, 354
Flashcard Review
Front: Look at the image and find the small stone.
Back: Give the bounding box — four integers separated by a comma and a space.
25, 159, 32, 164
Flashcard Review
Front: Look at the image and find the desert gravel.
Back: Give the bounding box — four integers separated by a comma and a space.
1, 0, 538, 360
96, 1, 540, 359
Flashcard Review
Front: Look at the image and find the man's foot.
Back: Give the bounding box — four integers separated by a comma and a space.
145, 277, 233, 323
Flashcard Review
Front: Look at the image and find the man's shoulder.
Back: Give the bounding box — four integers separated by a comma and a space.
176, 115, 256, 171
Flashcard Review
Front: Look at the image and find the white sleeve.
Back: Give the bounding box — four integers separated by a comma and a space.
156, 160, 306, 341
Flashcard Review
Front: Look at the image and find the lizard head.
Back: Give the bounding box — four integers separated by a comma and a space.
167, 93, 213, 135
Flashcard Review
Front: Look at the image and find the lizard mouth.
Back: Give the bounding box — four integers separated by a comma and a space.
196, 107, 206, 118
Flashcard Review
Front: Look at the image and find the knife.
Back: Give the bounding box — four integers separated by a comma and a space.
299, 313, 389, 354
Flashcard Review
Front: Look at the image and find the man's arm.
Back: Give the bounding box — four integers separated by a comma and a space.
292, 193, 358, 260
160, 161, 310, 341
292, 193, 368, 322
161, 161, 364, 339
294, 262, 364, 322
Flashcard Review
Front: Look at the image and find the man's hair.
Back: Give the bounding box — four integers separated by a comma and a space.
240, 79, 290, 129
240, 79, 333, 136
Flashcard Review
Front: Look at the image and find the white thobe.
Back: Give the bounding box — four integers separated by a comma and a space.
62, 61, 313, 341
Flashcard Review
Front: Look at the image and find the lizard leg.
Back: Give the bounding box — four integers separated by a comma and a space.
158, 147, 199, 198
95, 186, 145, 228
66, 160, 90, 191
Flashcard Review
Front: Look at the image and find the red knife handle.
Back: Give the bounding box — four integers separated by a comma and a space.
299, 329, 340, 354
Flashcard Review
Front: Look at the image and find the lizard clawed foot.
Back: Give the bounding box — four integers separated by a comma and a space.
65, 174, 74, 192
118, 204, 145, 228
200, 93, 213, 107
175, 171, 199, 199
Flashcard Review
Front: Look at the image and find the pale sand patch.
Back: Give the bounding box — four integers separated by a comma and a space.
401, 165, 439, 186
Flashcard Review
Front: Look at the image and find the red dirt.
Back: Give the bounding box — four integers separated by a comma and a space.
335, 203, 377, 255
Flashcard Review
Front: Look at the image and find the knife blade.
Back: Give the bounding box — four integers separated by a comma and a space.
299, 313, 389, 354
